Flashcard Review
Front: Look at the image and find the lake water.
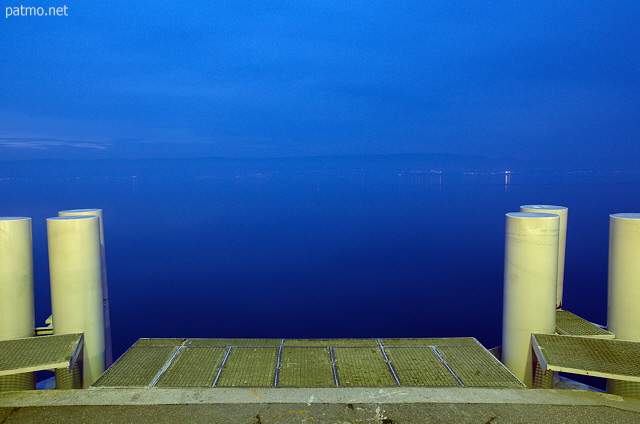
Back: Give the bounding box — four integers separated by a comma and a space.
2, 167, 639, 359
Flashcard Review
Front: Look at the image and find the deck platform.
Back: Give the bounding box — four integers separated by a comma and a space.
91, 337, 525, 389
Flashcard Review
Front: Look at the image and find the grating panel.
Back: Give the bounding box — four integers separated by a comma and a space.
381, 338, 480, 347
532, 358, 554, 389
135, 338, 186, 347
90, 338, 525, 388
277, 347, 334, 386
384, 347, 460, 386
0, 333, 83, 376
155, 347, 227, 387
436, 345, 525, 387
55, 361, 81, 390
91, 346, 178, 387
555, 310, 614, 338
216, 347, 278, 386
186, 338, 281, 347
0, 373, 36, 391
532, 333, 640, 381
284, 339, 378, 347
334, 347, 396, 386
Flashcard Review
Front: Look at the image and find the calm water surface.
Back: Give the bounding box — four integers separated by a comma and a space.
2, 170, 639, 359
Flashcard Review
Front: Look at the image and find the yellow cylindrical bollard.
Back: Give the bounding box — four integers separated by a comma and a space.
520, 205, 568, 309
502, 212, 559, 387
0, 217, 36, 391
47, 216, 105, 388
58, 209, 112, 367
607, 213, 640, 397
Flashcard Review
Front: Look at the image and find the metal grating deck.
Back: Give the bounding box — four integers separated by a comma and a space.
0, 333, 83, 376
135, 338, 186, 347
334, 347, 397, 386
531, 333, 640, 381
384, 347, 460, 386
155, 347, 227, 387
436, 345, 524, 387
284, 339, 378, 346
382, 338, 479, 346
186, 338, 281, 347
555, 310, 614, 338
216, 347, 279, 387
91, 338, 525, 388
92, 346, 178, 387
278, 347, 334, 386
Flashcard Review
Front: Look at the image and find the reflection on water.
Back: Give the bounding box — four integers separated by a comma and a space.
2, 169, 639, 359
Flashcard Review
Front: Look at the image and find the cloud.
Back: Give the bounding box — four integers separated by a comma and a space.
0, 137, 111, 150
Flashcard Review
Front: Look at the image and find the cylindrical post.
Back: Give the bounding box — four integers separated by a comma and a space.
47, 216, 105, 388
607, 213, 640, 397
520, 205, 568, 309
0, 217, 36, 391
58, 209, 112, 367
502, 212, 559, 387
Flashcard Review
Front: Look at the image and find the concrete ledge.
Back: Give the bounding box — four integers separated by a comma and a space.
2, 388, 640, 423
0, 387, 637, 408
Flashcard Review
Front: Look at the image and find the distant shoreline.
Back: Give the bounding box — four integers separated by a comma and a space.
1, 154, 639, 178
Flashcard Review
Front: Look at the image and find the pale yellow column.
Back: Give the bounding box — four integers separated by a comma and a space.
0, 217, 35, 390
58, 209, 112, 367
502, 212, 559, 387
520, 205, 568, 309
607, 213, 640, 397
47, 216, 105, 388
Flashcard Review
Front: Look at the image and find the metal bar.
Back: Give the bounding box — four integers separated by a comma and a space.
212, 346, 233, 387
431, 346, 464, 387
149, 345, 183, 387
273, 344, 283, 387
378, 339, 401, 386
329, 347, 339, 386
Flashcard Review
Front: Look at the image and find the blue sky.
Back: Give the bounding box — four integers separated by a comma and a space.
1, 1, 639, 163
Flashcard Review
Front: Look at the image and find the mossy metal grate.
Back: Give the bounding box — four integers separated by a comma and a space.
385, 347, 460, 386
0, 373, 36, 391
277, 347, 334, 386
215, 347, 278, 387
436, 345, 525, 387
186, 338, 281, 347
134, 338, 186, 347
91, 346, 178, 387
284, 339, 378, 347
90, 338, 525, 388
155, 347, 227, 387
334, 347, 397, 386
532, 333, 640, 381
555, 310, 614, 338
381, 338, 480, 347
0, 333, 83, 376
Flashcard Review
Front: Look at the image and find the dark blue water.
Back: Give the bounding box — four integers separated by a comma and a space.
2, 169, 639, 360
